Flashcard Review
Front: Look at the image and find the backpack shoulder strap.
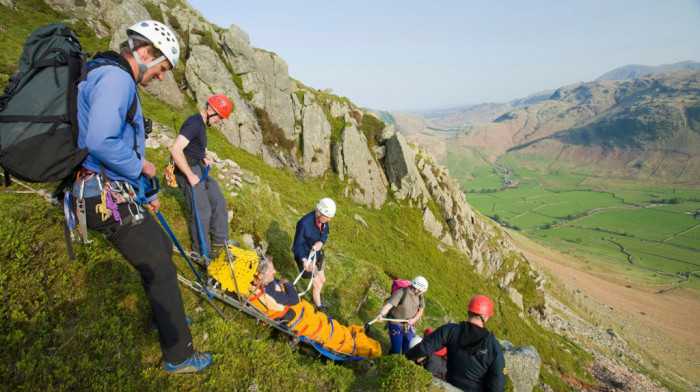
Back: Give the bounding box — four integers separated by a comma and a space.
397, 286, 409, 306
87, 60, 140, 157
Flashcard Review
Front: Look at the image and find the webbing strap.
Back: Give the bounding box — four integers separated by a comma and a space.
0, 115, 63, 123
298, 336, 364, 362
287, 307, 305, 330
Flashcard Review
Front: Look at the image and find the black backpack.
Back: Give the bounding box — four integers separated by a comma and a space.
0, 22, 89, 185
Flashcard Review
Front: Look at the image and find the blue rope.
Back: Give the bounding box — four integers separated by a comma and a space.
190, 164, 211, 259
155, 210, 214, 299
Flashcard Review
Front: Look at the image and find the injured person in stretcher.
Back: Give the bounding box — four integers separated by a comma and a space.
207, 245, 382, 357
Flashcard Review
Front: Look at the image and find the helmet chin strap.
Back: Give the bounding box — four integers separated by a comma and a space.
128, 37, 167, 83
205, 104, 218, 126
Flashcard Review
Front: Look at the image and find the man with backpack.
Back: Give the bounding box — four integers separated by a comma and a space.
377, 276, 428, 354
170, 94, 233, 263
70, 20, 212, 374
406, 295, 507, 391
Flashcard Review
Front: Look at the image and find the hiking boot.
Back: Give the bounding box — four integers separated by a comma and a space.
189, 251, 209, 268
211, 243, 225, 260
162, 351, 213, 374
320, 297, 332, 309
149, 316, 192, 333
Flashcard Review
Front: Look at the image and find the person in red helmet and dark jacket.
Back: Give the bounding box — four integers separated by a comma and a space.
406, 295, 506, 391
171, 94, 233, 262
421, 327, 448, 379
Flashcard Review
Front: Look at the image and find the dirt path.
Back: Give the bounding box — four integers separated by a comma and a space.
509, 232, 700, 388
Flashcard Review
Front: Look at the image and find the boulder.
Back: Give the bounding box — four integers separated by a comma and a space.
340, 124, 387, 209
383, 132, 430, 205
300, 103, 332, 177
185, 44, 262, 155
501, 341, 541, 392
422, 207, 443, 239
223, 24, 296, 141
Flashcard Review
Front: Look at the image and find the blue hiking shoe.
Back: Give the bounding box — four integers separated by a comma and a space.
162, 351, 213, 374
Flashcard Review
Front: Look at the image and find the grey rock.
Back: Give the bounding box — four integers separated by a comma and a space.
185, 44, 262, 155
384, 132, 430, 205
340, 124, 387, 209
501, 341, 541, 392
422, 207, 443, 239
331, 142, 344, 180
223, 25, 296, 141
504, 286, 524, 310
143, 71, 185, 108
301, 103, 332, 177
354, 214, 368, 228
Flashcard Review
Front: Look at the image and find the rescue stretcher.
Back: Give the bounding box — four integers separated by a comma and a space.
174, 243, 382, 361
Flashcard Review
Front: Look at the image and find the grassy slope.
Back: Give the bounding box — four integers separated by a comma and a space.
0, 1, 596, 391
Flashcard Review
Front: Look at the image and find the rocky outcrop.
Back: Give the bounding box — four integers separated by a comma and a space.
340, 124, 387, 209
382, 130, 430, 206
501, 341, 541, 392
422, 207, 444, 239
223, 24, 296, 141
186, 44, 263, 155
300, 103, 332, 177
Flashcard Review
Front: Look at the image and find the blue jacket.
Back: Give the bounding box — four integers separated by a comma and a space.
292, 210, 329, 262
77, 57, 146, 189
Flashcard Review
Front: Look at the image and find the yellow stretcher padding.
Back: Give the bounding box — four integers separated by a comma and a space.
208, 244, 259, 293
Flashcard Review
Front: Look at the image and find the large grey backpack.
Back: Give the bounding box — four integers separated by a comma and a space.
0, 22, 88, 185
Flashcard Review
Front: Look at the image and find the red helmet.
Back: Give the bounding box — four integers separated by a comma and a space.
468, 295, 494, 316
207, 94, 233, 119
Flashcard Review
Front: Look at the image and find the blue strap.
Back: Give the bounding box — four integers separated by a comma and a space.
287, 307, 304, 330
190, 184, 208, 260
155, 210, 214, 299
137, 175, 160, 205
299, 336, 364, 362
190, 164, 211, 259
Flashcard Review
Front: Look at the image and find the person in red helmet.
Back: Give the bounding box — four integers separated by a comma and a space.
421, 327, 448, 379
171, 94, 233, 262
406, 295, 506, 391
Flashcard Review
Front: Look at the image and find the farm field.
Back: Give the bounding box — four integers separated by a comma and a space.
443, 147, 700, 289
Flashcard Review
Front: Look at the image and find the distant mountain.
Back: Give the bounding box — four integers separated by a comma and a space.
595, 60, 700, 81
415, 90, 554, 129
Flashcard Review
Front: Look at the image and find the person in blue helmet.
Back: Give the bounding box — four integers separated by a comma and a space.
71, 20, 211, 374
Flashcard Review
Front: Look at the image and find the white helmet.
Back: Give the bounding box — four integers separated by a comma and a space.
126, 20, 180, 81
316, 198, 336, 218
409, 336, 423, 349
411, 276, 428, 293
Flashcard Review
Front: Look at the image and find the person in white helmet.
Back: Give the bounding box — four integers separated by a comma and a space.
71, 20, 212, 374
377, 276, 428, 354
292, 198, 335, 311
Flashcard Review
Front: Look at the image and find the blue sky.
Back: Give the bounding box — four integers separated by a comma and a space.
187, 0, 700, 112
